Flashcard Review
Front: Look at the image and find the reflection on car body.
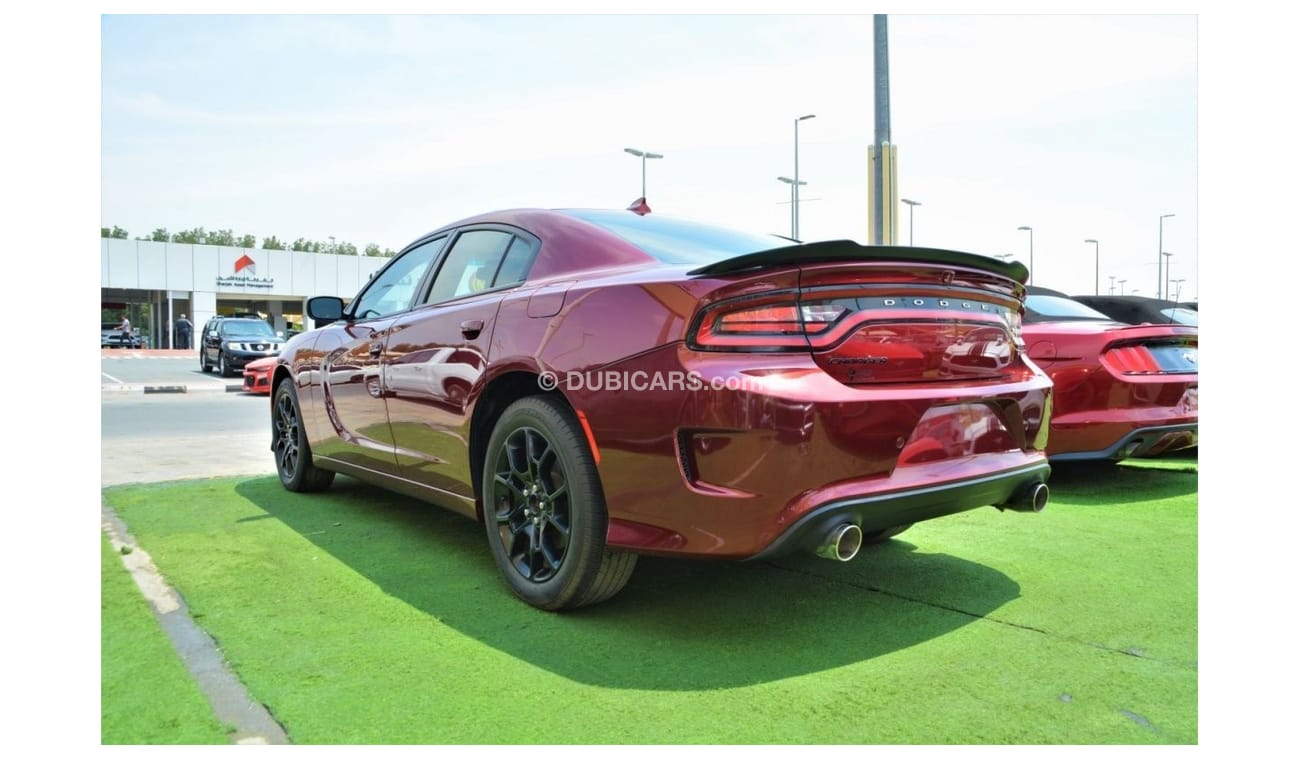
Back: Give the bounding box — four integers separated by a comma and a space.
382, 346, 484, 406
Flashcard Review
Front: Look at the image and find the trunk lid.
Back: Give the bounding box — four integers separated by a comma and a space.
689, 243, 1035, 386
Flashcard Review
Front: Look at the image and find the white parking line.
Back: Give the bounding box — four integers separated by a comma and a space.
102, 371, 125, 384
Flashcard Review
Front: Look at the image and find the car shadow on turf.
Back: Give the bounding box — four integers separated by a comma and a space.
236, 476, 1023, 691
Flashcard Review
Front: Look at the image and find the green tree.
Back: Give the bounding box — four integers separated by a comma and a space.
207, 229, 236, 247
236, 234, 256, 248
290, 237, 311, 251
262, 236, 285, 250
148, 228, 170, 242
364, 243, 382, 257
101, 225, 129, 239
337, 241, 358, 256
172, 228, 207, 244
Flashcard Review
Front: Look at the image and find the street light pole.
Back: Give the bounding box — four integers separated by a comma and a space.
777, 176, 807, 239
901, 198, 920, 246
1084, 239, 1099, 295
1172, 278, 1187, 302
1109, 275, 1116, 295
1158, 213, 1175, 299
1163, 251, 1173, 301
1118, 279, 1127, 295
623, 147, 664, 199
1017, 226, 1034, 285
793, 114, 815, 240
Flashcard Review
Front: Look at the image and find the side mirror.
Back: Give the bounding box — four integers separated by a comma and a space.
307, 296, 345, 328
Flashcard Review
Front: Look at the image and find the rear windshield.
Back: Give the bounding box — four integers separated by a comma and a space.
1024, 295, 1112, 322
1160, 308, 1198, 326
561, 209, 788, 265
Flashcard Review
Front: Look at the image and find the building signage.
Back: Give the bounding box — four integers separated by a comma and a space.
216, 252, 275, 289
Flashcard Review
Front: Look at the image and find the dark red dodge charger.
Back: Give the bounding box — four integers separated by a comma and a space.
270, 209, 1054, 609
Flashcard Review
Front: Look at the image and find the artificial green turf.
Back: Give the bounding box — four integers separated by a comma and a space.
100, 534, 231, 744
102, 459, 1196, 744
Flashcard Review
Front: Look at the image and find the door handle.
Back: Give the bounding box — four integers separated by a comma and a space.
460, 319, 484, 339
369, 341, 383, 358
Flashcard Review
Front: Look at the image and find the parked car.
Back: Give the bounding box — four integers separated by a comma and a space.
200, 316, 284, 377
1070, 295, 1198, 326
269, 208, 1054, 610
1023, 287, 1197, 461
101, 322, 143, 349
242, 356, 276, 395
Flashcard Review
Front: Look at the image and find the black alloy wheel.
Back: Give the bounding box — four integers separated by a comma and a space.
483, 395, 636, 610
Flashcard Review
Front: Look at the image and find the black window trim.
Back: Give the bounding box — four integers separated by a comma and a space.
418, 223, 541, 308
344, 234, 450, 322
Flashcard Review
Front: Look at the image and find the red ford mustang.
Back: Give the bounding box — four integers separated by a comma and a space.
270, 208, 1054, 609
242, 356, 276, 395
1023, 287, 1197, 461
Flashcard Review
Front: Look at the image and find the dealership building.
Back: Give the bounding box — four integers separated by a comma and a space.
101, 239, 388, 347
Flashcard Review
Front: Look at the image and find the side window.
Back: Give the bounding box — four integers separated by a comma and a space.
350, 237, 446, 319
425, 230, 513, 304
492, 236, 535, 288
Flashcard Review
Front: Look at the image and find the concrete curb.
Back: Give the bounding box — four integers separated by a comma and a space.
102, 501, 290, 745
102, 383, 247, 395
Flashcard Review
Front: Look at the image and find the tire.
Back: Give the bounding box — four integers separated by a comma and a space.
862, 523, 912, 545
482, 395, 637, 610
273, 381, 335, 492
218, 352, 235, 377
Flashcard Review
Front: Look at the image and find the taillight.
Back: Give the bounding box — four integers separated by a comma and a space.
1102, 342, 1198, 375
691, 297, 844, 350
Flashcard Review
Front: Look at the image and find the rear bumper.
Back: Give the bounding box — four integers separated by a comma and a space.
573, 343, 1053, 558
1050, 422, 1197, 461
1047, 389, 1196, 459
749, 460, 1051, 560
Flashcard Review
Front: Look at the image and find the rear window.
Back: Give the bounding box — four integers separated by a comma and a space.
1024, 295, 1112, 323
561, 209, 788, 265
1160, 308, 1198, 326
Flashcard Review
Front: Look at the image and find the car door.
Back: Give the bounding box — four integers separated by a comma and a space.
384, 227, 539, 508
201, 318, 222, 366
311, 236, 448, 476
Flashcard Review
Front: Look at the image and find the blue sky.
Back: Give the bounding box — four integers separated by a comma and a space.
101, 13, 1198, 299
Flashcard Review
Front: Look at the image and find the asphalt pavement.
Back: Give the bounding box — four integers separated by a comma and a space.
101, 348, 245, 394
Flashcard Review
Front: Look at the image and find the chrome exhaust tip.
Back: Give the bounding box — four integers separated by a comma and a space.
1000, 482, 1050, 513
815, 523, 864, 562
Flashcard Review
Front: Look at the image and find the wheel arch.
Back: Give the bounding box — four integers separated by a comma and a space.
468, 370, 580, 522
269, 365, 294, 450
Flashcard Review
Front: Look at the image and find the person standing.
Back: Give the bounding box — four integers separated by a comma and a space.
116, 313, 133, 349
177, 314, 193, 350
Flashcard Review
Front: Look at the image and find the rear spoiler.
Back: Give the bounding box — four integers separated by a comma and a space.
687, 240, 1029, 284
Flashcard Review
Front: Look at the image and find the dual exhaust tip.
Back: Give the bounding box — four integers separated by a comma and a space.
815, 523, 864, 562
814, 482, 1049, 562
1000, 482, 1050, 513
